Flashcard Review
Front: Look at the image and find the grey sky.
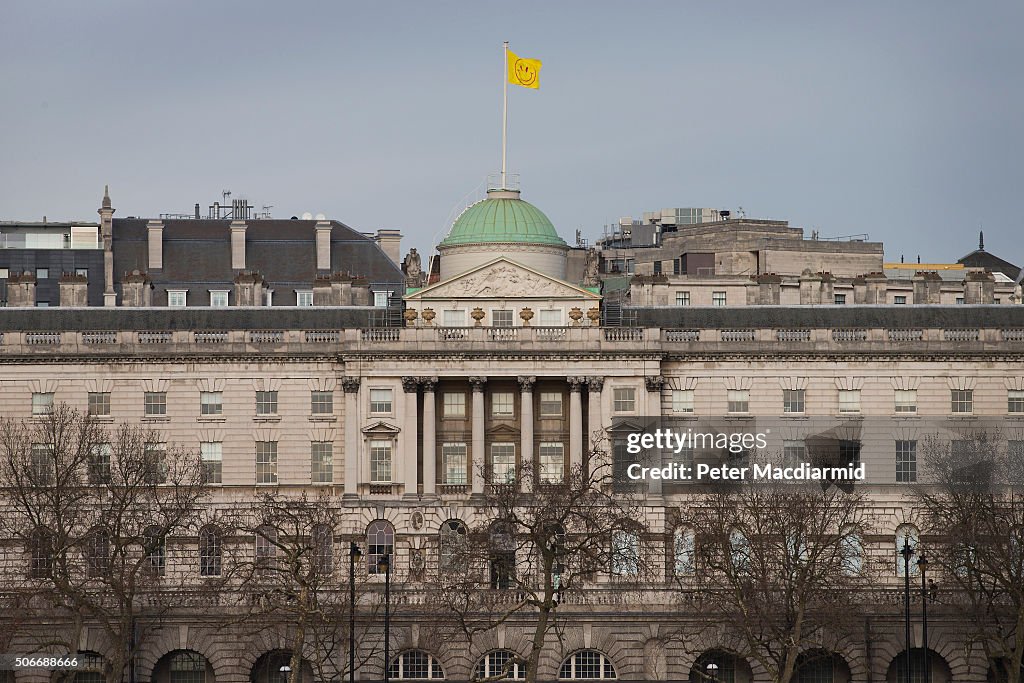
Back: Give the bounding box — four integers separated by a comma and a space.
2, 1, 1021, 266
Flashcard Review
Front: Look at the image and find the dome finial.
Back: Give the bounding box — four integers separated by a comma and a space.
979, 229, 984, 251
102, 184, 112, 209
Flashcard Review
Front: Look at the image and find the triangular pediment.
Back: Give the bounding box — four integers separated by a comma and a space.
405, 258, 600, 301
486, 423, 521, 437
362, 421, 400, 435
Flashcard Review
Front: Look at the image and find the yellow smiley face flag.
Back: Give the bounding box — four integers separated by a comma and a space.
508, 50, 542, 89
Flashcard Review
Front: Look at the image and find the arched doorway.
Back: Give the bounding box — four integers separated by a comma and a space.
885, 648, 952, 683
152, 650, 215, 683
794, 650, 852, 683
690, 650, 753, 683
250, 650, 314, 683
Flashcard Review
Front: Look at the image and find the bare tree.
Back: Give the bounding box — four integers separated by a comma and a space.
228, 491, 378, 683
0, 405, 208, 683
685, 479, 873, 683
427, 446, 648, 683
915, 431, 1024, 683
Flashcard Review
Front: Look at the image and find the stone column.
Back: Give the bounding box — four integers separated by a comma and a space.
420, 377, 437, 496
586, 376, 605, 463
568, 377, 586, 474
342, 378, 361, 498
645, 376, 665, 496
401, 377, 419, 498
518, 376, 536, 491
470, 377, 487, 495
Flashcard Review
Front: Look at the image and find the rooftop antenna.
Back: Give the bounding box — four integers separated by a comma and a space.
222, 189, 232, 203
737, 206, 746, 219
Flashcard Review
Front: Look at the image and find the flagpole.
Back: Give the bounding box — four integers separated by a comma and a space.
501, 41, 509, 190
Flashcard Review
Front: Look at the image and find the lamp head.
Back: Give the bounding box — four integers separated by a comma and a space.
350, 542, 362, 559
917, 552, 929, 570
378, 553, 391, 573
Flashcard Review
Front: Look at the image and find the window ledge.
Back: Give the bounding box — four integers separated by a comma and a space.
309, 415, 337, 422
142, 416, 171, 423
254, 416, 281, 423
197, 416, 226, 423
89, 416, 115, 422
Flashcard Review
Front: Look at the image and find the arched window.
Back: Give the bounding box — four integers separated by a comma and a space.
840, 527, 863, 576
143, 525, 166, 576
558, 650, 617, 680
475, 650, 526, 680
85, 526, 110, 577
673, 526, 695, 576
199, 525, 222, 577
611, 529, 640, 576
76, 652, 106, 683
28, 527, 53, 578
895, 524, 919, 577
169, 651, 208, 683
367, 520, 395, 574
388, 650, 444, 680
489, 521, 516, 589
438, 520, 468, 572
313, 523, 334, 575
729, 527, 750, 573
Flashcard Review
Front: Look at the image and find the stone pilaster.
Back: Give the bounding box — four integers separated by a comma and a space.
586, 376, 605, 463
469, 377, 487, 494
645, 376, 665, 496
518, 376, 536, 491
401, 377, 419, 498
342, 377, 361, 498
568, 376, 586, 475
420, 377, 437, 496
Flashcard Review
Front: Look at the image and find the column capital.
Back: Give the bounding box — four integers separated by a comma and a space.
419, 376, 438, 393
645, 375, 666, 392
342, 377, 361, 394
517, 376, 536, 392
586, 376, 605, 392
568, 376, 587, 392
401, 377, 420, 393
469, 376, 488, 392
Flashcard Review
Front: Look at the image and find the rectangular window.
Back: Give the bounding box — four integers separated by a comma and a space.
672, 389, 694, 413
200, 442, 222, 484
894, 295, 907, 305
31, 443, 53, 485
256, 441, 278, 484
896, 440, 917, 483
311, 390, 334, 414
311, 442, 333, 483
839, 389, 861, 414
956, 297, 965, 305
88, 443, 112, 484
144, 391, 167, 416
296, 290, 314, 307
200, 391, 223, 416
675, 291, 690, 306
0, 268, 8, 279
373, 290, 393, 307
87, 392, 111, 417
490, 443, 516, 484
539, 309, 562, 326
442, 309, 465, 326
492, 392, 515, 417
1008, 390, 1024, 414
443, 392, 466, 417
209, 290, 229, 307
728, 389, 750, 414
32, 392, 54, 416
653, 261, 662, 275
613, 387, 636, 413
951, 389, 974, 414
539, 442, 564, 484
783, 440, 806, 468
370, 440, 392, 483
36, 267, 48, 280
840, 440, 861, 467
256, 391, 278, 415
712, 291, 727, 306
75, 268, 88, 279
783, 389, 805, 414
441, 443, 467, 485
167, 290, 187, 308
369, 388, 393, 414
143, 442, 167, 484
895, 389, 918, 414
539, 392, 563, 417
834, 294, 846, 305
492, 309, 514, 327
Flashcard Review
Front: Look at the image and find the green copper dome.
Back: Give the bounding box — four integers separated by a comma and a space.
439, 189, 567, 247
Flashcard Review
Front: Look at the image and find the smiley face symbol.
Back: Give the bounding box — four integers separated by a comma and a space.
514, 59, 537, 87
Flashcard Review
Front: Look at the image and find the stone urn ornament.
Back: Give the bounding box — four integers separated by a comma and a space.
403, 308, 419, 326
587, 306, 601, 325
569, 307, 584, 325
520, 307, 534, 326
471, 307, 485, 326
421, 308, 436, 325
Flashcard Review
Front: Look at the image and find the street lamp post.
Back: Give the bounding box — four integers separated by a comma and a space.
706, 661, 719, 683
918, 553, 930, 683
349, 542, 362, 683
899, 536, 915, 683
279, 664, 291, 683
378, 553, 391, 683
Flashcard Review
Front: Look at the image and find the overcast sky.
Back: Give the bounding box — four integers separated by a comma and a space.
2, 1, 1021, 265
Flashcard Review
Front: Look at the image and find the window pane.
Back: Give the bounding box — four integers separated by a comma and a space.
895, 389, 917, 413
539, 392, 562, 417
32, 392, 54, 415
492, 392, 515, 417
539, 442, 564, 484
728, 390, 749, 413
200, 442, 222, 484
88, 392, 111, 416
442, 443, 467, 485
712, 291, 727, 306
490, 443, 516, 484
1009, 390, 1024, 414
144, 392, 167, 416
370, 440, 392, 483
444, 392, 466, 417
951, 389, 974, 414
256, 391, 278, 415
613, 388, 635, 412
672, 389, 694, 413
296, 291, 313, 306
200, 391, 223, 415
492, 310, 514, 327
256, 441, 278, 483
370, 389, 393, 413
838, 390, 861, 413
675, 291, 690, 306
783, 389, 804, 413
539, 309, 561, 326
443, 309, 464, 326
311, 442, 333, 483
896, 440, 917, 483
311, 390, 334, 414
